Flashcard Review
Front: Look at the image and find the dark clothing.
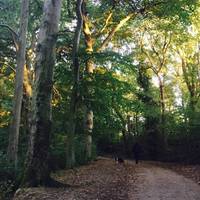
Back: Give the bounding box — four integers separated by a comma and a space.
132, 143, 141, 164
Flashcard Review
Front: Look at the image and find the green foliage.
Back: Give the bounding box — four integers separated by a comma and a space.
0, 0, 20, 27
152, 0, 198, 23
0, 65, 13, 130
1, 0, 200, 189
0, 152, 16, 200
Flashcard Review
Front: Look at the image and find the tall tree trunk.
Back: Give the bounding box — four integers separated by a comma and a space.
158, 75, 165, 134
7, 0, 29, 169
188, 90, 196, 126
66, 0, 83, 168
22, 55, 33, 138
135, 113, 139, 135
181, 58, 197, 124
84, 108, 93, 160
157, 75, 167, 151
82, 2, 94, 161
22, 0, 62, 186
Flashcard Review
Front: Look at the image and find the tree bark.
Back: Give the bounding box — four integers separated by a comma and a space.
21, 63, 33, 147
66, 0, 83, 168
7, 0, 29, 169
84, 108, 93, 160
157, 75, 165, 134
82, 2, 94, 161
22, 0, 62, 186
181, 57, 197, 124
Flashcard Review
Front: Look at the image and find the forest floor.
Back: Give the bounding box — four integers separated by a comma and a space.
13, 157, 200, 200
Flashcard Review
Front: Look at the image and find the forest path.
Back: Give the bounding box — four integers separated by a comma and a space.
131, 163, 200, 200
14, 158, 200, 200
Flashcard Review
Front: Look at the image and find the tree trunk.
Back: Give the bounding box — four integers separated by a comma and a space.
7, 0, 29, 169
188, 91, 196, 126
84, 108, 93, 160
158, 75, 165, 134
66, 0, 83, 168
82, 3, 94, 161
22, 0, 62, 186
157, 75, 168, 151
181, 58, 197, 125
66, 134, 76, 168
135, 113, 139, 135
22, 58, 33, 138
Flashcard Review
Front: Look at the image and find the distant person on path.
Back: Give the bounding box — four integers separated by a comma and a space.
132, 142, 141, 164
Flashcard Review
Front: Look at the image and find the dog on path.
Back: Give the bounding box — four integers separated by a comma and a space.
114, 156, 125, 164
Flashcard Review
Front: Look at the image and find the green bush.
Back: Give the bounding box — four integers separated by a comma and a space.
0, 180, 15, 200
0, 152, 16, 200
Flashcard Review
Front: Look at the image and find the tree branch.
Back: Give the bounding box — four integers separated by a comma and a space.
72, 0, 83, 82
99, 12, 113, 34
97, 13, 135, 52
0, 24, 19, 50
0, 61, 16, 73
0, 24, 18, 37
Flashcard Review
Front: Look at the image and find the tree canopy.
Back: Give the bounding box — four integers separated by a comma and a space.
0, 0, 200, 197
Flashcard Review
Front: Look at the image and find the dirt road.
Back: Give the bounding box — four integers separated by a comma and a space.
131, 163, 200, 200
14, 158, 200, 200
